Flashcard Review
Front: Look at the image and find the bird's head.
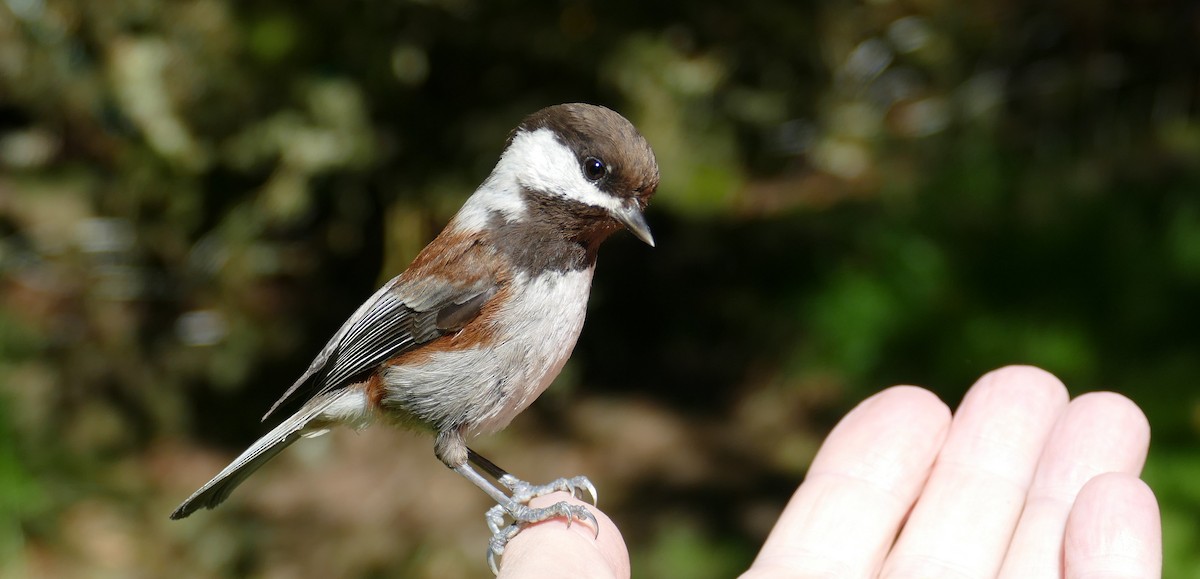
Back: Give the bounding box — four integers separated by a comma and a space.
461, 103, 659, 248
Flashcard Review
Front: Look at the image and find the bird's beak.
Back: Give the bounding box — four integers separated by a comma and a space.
613, 202, 655, 247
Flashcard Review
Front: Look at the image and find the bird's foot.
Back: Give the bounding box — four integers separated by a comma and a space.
500, 473, 598, 505
484, 475, 600, 574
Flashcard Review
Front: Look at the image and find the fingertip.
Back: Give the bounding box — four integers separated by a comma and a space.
1037, 392, 1152, 486
1065, 473, 1162, 578
815, 384, 951, 478
870, 385, 952, 422
985, 364, 1065, 383
974, 365, 1071, 408
1069, 392, 1151, 450
499, 493, 628, 579
946, 366, 1071, 453
1079, 472, 1157, 508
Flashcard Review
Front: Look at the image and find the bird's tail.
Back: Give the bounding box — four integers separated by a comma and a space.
170, 388, 368, 520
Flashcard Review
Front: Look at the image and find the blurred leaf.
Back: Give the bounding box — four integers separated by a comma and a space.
635, 522, 750, 579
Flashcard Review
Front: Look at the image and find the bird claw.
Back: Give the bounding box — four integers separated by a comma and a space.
484, 475, 601, 574
499, 474, 599, 506
486, 522, 520, 575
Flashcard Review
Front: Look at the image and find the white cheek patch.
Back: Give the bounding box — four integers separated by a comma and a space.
454, 128, 622, 233
507, 129, 622, 213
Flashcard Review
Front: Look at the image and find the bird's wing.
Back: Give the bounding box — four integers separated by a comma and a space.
261, 265, 498, 421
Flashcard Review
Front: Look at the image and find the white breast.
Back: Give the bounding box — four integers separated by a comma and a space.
380, 267, 595, 437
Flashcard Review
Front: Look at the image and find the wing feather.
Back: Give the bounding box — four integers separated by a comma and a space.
262, 273, 497, 421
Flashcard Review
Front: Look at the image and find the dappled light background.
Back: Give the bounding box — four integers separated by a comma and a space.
1, 0, 1198, 577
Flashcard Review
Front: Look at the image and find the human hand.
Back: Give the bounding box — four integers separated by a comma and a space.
500, 366, 1161, 578
743, 365, 1159, 578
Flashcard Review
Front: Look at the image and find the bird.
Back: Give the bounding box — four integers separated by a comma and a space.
169, 103, 659, 572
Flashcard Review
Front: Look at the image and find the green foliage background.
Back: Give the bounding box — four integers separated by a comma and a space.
1, 0, 1197, 576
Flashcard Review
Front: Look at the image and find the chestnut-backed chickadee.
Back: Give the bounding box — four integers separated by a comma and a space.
170, 103, 659, 572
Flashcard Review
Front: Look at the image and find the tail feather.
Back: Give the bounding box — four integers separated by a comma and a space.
170, 389, 367, 520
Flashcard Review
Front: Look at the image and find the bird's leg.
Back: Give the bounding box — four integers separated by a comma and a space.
439, 430, 598, 574
467, 448, 599, 505
453, 457, 600, 574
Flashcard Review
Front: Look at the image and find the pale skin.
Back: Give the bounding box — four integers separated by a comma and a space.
498, 365, 1162, 579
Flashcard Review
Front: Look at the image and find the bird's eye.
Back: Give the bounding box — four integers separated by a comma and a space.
582, 157, 607, 181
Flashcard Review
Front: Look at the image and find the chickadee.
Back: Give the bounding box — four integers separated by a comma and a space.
170, 103, 659, 571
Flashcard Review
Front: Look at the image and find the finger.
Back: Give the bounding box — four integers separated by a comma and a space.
882, 365, 1070, 578
1065, 473, 1162, 579
743, 386, 951, 579
999, 393, 1151, 578
498, 493, 628, 579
